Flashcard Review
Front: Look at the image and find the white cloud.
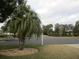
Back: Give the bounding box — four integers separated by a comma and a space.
0, 0, 79, 27
27, 0, 79, 25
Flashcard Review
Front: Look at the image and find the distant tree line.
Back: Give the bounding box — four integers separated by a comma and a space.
43, 21, 79, 36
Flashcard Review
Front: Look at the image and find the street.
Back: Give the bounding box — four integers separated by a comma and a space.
0, 36, 79, 45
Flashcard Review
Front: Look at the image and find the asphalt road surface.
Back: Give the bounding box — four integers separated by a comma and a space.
0, 35, 79, 45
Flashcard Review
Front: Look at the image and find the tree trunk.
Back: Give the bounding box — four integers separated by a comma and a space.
19, 38, 25, 50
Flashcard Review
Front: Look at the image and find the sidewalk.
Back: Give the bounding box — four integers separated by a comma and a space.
67, 44, 79, 48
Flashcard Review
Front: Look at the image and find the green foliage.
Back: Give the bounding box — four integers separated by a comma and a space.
0, 0, 17, 22
0, 35, 8, 38
1, 0, 42, 50
0, 0, 25, 22
43, 24, 53, 36
55, 24, 60, 36
1, 26, 7, 32
59, 25, 65, 36
73, 21, 79, 36
5, 0, 42, 39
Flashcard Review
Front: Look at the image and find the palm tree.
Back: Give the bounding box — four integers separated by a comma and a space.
4, 1, 42, 50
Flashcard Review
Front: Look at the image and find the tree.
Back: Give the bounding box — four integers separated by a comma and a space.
0, 0, 24, 22
1, 25, 7, 32
55, 23, 60, 36
64, 24, 74, 36
4, 0, 42, 50
73, 21, 79, 36
55, 24, 66, 36
43, 24, 53, 36
59, 25, 65, 36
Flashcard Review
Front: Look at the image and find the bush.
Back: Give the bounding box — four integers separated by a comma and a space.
0, 34, 8, 38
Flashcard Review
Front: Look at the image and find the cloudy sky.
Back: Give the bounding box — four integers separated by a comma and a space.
0, 0, 79, 27
27, 0, 79, 25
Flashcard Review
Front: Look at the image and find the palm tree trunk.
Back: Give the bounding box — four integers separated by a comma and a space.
19, 38, 25, 50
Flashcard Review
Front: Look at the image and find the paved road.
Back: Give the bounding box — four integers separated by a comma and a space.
0, 36, 79, 45
43, 36, 79, 45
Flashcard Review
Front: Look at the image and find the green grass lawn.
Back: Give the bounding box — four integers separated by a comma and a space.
0, 45, 79, 59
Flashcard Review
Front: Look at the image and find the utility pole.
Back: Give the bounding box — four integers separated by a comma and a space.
41, 32, 43, 45
41, 24, 44, 45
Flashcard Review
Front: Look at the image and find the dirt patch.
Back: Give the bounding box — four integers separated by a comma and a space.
0, 48, 38, 56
